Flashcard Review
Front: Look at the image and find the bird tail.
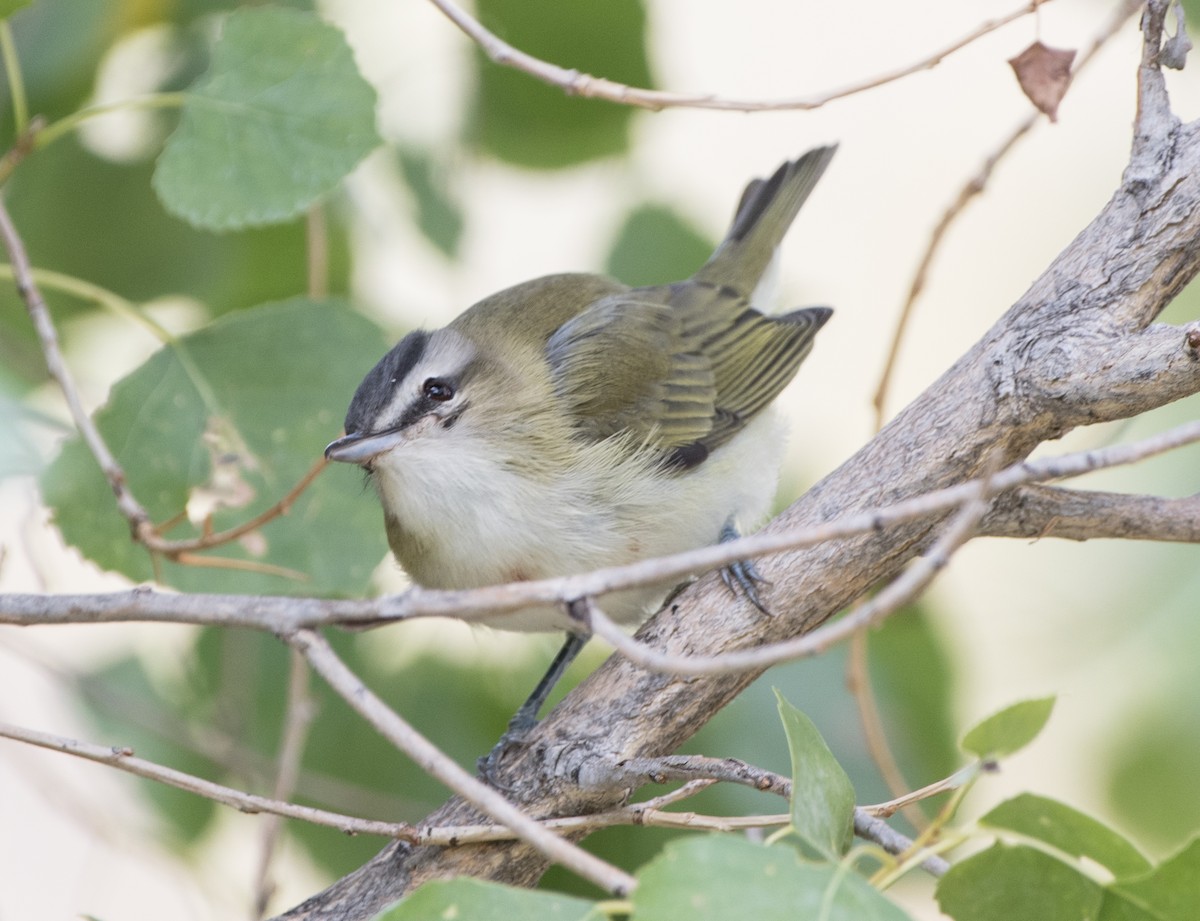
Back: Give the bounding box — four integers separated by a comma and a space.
694, 144, 837, 295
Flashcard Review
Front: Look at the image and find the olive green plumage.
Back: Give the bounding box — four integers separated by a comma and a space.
449, 144, 836, 469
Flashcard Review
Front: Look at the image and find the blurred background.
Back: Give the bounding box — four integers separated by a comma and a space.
1, 0, 1199, 918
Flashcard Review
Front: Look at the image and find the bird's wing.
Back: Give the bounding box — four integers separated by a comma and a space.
668, 281, 831, 463
545, 292, 717, 452
547, 285, 829, 468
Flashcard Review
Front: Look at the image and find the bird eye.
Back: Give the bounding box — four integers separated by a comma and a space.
422, 378, 455, 402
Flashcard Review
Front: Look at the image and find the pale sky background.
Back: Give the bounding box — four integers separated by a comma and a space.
3, 1, 1199, 918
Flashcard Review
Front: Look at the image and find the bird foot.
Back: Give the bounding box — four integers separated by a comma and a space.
477, 711, 538, 789
719, 522, 772, 615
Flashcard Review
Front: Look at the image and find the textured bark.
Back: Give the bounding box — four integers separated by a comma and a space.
276, 14, 1200, 920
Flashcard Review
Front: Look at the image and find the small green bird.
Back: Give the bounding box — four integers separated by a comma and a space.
326, 145, 836, 749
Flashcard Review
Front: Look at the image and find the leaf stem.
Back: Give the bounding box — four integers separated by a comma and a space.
34, 92, 189, 151
0, 20, 28, 137
0, 263, 225, 423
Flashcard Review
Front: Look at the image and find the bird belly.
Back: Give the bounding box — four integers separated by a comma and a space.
371, 411, 787, 632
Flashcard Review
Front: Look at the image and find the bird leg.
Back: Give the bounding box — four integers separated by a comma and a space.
477, 620, 589, 784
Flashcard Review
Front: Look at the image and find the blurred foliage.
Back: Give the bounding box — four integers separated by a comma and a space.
0, 137, 353, 388
1105, 707, 1200, 852
605, 203, 714, 286
396, 147, 464, 259
468, 0, 652, 168
869, 604, 960, 785
0, 365, 46, 475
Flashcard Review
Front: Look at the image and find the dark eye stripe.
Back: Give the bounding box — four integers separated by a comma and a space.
344, 330, 430, 434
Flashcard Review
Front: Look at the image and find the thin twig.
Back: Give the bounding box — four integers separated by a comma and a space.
584, 483, 991, 676
160, 457, 329, 555
307, 204, 329, 300
430, 0, 1048, 112
861, 764, 982, 819
871, 119, 1033, 430
254, 650, 317, 920
846, 630, 926, 830
854, 811, 952, 877
0, 719, 783, 849
5, 416, 1200, 632
4, 635, 416, 819
613, 754, 793, 798
872, 0, 1143, 428
870, 765, 984, 889
610, 754, 950, 876
287, 629, 638, 897
0, 194, 156, 542
0, 721, 418, 839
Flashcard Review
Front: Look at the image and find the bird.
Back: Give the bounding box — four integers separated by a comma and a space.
325, 144, 836, 766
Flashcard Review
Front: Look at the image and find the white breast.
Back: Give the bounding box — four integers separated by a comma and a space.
370, 411, 787, 632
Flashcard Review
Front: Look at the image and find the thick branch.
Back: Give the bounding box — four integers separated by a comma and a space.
982, 484, 1200, 541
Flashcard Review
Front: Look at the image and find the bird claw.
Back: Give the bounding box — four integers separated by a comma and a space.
477, 718, 533, 789
719, 522, 772, 615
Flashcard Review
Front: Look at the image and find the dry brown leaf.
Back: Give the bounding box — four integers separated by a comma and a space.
1009, 41, 1076, 122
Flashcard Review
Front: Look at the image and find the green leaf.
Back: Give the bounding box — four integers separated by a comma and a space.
633, 835, 913, 921
981, 793, 1151, 878
776, 691, 855, 859
41, 298, 390, 596
1, 137, 353, 355
469, 0, 651, 168
1104, 838, 1200, 921
396, 148, 464, 258
937, 842, 1103, 921
378, 878, 598, 921
154, 7, 380, 230
605, 205, 715, 287
961, 696, 1055, 759
1105, 708, 1200, 848
869, 604, 960, 785
0, 1, 33, 17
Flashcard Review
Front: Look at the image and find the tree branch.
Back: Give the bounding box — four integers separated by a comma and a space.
982, 483, 1200, 541
583, 481, 990, 676
0, 720, 415, 839
285, 629, 637, 898
428, 0, 1049, 113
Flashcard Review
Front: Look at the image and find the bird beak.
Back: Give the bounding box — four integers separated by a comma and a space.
324, 429, 405, 464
